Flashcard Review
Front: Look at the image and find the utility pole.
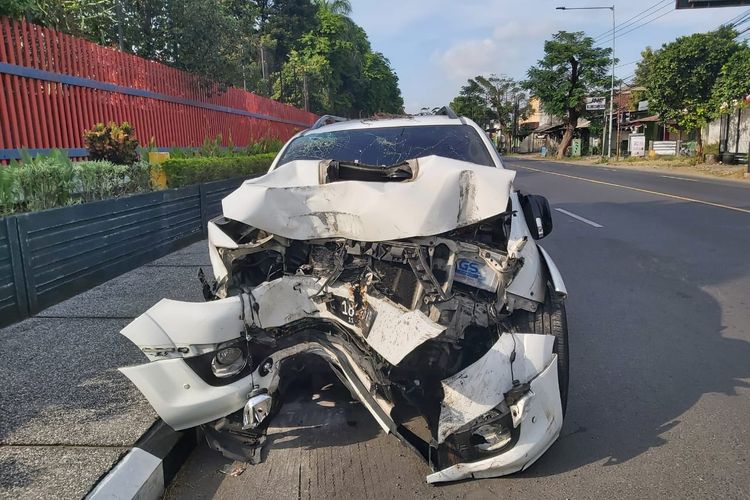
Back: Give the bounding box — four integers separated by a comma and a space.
556, 5, 616, 157
616, 81, 623, 159
116, 0, 124, 51
608, 5, 615, 158
302, 72, 309, 112
259, 45, 267, 94
601, 106, 607, 157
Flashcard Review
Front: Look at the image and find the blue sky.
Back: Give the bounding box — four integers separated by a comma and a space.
349, 1, 750, 113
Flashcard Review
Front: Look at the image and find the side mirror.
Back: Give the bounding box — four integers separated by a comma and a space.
519, 193, 553, 240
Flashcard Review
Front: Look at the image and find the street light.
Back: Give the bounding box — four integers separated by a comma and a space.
556, 5, 616, 158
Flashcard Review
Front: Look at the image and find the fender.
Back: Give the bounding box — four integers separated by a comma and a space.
537, 245, 567, 301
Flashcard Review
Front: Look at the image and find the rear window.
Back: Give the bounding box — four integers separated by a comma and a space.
277, 124, 495, 168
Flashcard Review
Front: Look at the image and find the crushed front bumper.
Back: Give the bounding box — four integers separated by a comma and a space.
120, 275, 563, 483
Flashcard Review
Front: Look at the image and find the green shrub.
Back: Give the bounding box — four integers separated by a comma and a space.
84, 121, 140, 164
11, 150, 74, 212
0, 152, 154, 216
199, 134, 224, 157
161, 153, 275, 188
244, 137, 283, 155
72, 160, 151, 202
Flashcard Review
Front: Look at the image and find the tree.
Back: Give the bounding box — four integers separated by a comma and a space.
273, 4, 402, 115
637, 27, 740, 157
313, 0, 351, 15
473, 75, 529, 150
524, 31, 612, 158
711, 45, 750, 114
450, 80, 493, 129
2, 0, 404, 113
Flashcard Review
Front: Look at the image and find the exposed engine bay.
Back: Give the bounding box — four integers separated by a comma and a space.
120, 156, 567, 483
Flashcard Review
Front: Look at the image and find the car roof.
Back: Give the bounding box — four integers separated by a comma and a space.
300, 114, 465, 136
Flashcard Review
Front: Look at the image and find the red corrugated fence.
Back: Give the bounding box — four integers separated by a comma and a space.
0, 17, 317, 159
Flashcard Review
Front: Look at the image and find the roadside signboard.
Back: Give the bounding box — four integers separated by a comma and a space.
638, 100, 649, 111
629, 134, 646, 157
586, 97, 606, 111
675, 1, 750, 9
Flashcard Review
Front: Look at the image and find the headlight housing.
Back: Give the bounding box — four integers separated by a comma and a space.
211, 341, 249, 378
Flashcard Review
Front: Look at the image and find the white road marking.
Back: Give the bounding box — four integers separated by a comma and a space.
660, 175, 700, 182
518, 165, 750, 215
555, 208, 604, 228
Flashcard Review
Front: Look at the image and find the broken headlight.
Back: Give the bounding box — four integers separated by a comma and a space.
211, 341, 249, 378
437, 408, 517, 467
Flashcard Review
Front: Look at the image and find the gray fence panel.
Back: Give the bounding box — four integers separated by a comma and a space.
14, 186, 203, 313
0, 176, 260, 327
203, 177, 251, 220
0, 218, 29, 325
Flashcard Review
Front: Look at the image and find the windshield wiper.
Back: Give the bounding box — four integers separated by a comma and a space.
324, 160, 413, 183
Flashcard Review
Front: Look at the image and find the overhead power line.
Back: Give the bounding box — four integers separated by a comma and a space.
615, 59, 639, 68
718, 8, 750, 29
593, 0, 672, 43
610, 7, 674, 40
592, 0, 671, 41
594, 7, 675, 48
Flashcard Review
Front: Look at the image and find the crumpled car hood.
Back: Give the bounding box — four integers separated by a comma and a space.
222, 155, 516, 242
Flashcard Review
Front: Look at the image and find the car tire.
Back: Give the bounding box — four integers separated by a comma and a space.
508, 284, 569, 416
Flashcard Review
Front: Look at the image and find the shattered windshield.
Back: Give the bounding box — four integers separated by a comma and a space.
277, 124, 495, 167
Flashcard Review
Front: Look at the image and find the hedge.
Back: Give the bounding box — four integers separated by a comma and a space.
1, 153, 151, 215
160, 153, 276, 188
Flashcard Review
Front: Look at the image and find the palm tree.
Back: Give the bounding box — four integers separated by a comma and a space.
314, 0, 352, 16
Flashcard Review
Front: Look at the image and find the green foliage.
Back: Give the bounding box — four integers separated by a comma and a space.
244, 138, 284, 155
5, 1, 403, 111
165, 137, 282, 159
84, 121, 140, 165
524, 31, 612, 157
450, 80, 495, 128
637, 27, 741, 150
72, 159, 152, 202
711, 45, 750, 115
199, 134, 225, 157
273, 5, 403, 115
524, 31, 612, 120
161, 153, 276, 188
0, 151, 154, 215
450, 74, 530, 142
0, 0, 38, 18
4, 150, 74, 214
704, 143, 720, 156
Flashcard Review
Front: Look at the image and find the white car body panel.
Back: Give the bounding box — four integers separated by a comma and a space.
222, 156, 515, 242
437, 334, 555, 443
426, 357, 562, 483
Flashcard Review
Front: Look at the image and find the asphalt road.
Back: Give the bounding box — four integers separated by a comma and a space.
167, 158, 750, 499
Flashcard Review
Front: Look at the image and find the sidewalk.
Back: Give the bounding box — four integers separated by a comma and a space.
0, 241, 210, 499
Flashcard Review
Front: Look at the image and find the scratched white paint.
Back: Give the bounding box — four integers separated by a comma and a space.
364, 295, 446, 365
437, 333, 554, 443
222, 156, 516, 242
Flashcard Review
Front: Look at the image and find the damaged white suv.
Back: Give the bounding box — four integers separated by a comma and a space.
120, 111, 569, 483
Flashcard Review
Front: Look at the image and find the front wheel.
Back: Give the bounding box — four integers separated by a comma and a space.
507, 285, 569, 415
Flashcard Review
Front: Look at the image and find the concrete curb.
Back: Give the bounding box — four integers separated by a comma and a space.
85, 421, 197, 499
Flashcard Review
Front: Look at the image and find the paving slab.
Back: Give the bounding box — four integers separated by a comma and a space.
0, 241, 211, 498
0, 317, 156, 446
0, 445, 127, 500
37, 265, 206, 318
